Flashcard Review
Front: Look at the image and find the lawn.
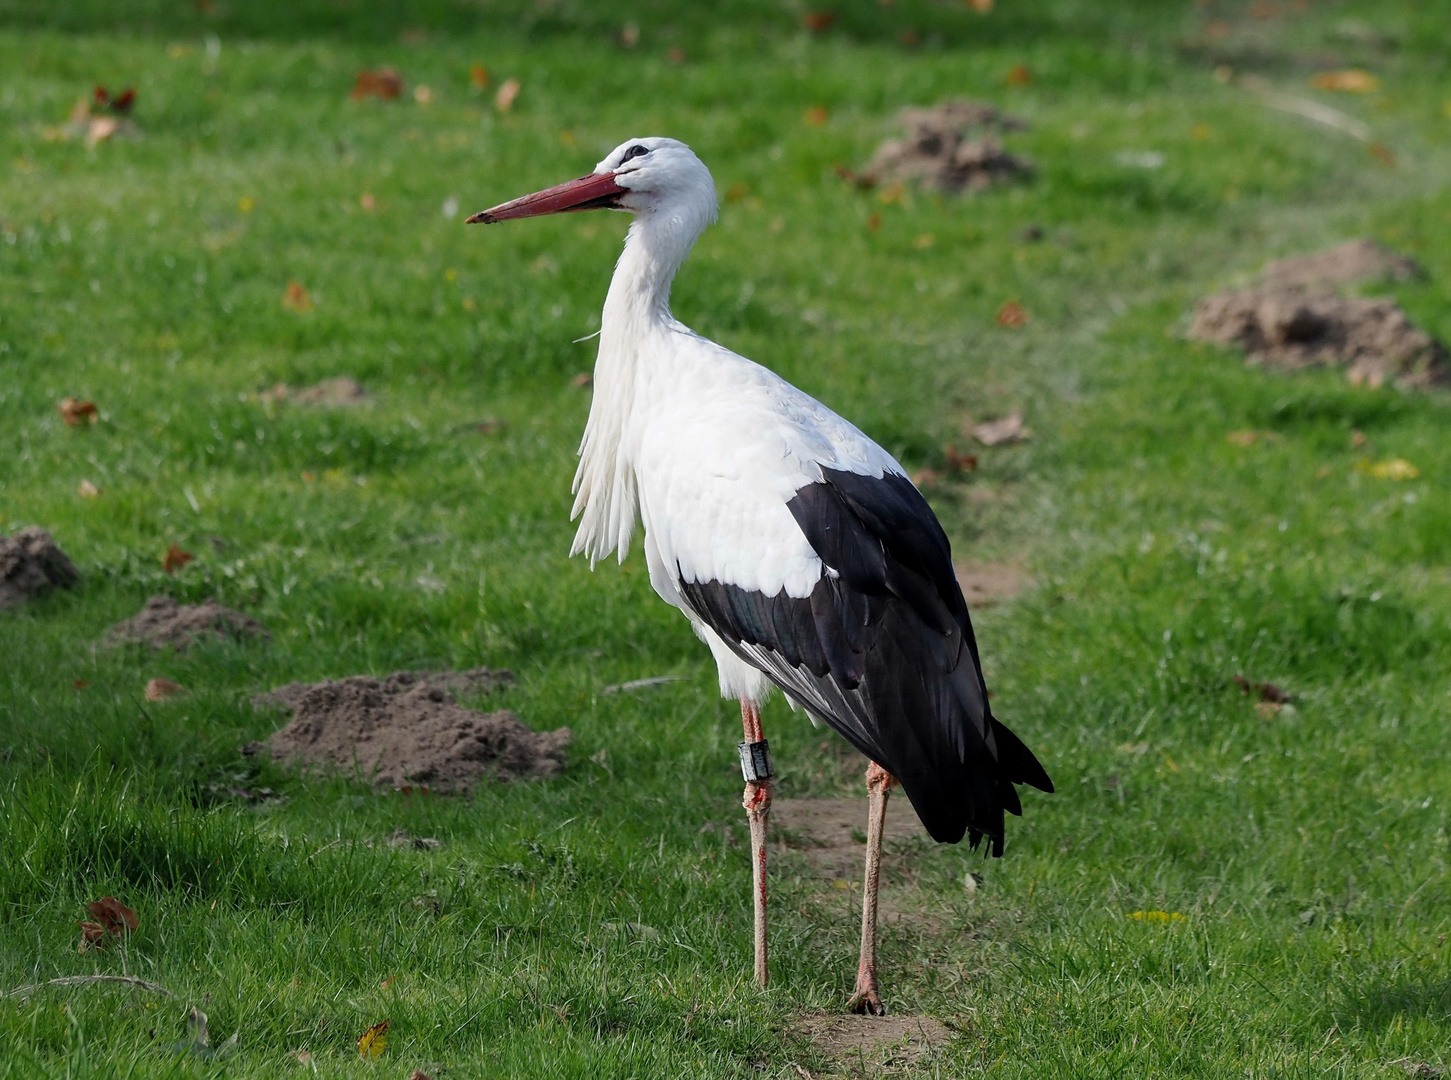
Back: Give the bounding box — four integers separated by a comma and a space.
2, 0, 1450, 1076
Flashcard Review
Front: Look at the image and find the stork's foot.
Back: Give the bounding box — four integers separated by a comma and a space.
848, 981, 885, 1016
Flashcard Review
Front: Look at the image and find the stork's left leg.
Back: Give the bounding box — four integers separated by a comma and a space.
848, 760, 896, 1015
738, 699, 773, 989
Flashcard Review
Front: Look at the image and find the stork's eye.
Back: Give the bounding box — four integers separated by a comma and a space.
621, 144, 650, 163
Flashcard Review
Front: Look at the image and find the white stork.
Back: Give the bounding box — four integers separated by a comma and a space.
468, 137, 1052, 1014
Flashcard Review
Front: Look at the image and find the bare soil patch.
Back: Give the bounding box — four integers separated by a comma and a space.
105, 595, 267, 650
255, 668, 570, 791
1260, 239, 1422, 290
1190, 287, 1447, 389
953, 561, 1030, 607
772, 797, 928, 881
861, 100, 1031, 193
0, 527, 79, 608
792, 1012, 953, 1074
261, 377, 370, 406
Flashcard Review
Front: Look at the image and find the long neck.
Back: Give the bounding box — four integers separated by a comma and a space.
569, 214, 698, 565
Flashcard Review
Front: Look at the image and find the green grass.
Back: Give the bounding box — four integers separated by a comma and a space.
2, 1, 1451, 1075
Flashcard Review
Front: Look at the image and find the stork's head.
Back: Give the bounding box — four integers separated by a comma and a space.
466, 137, 717, 239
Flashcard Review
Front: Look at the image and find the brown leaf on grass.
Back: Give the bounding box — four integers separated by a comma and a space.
59, 398, 99, 426
359, 192, 376, 210
1255, 700, 1282, 720
996, 300, 1029, 327
469, 64, 489, 89
803, 106, 828, 126
357, 1019, 390, 1059
802, 11, 835, 32
145, 677, 185, 701
1351, 429, 1366, 448
944, 445, 978, 473
351, 68, 404, 100
1226, 430, 1259, 446
162, 543, 193, 573
79, 896, 138, 949
93, 86, 136, 114
1369, 142, 1395, 167
85, 116, 119, 146
571, 372, 592, 388
494, 78, 520, 113
408, 1071, 435, 1080
1005, 64, 1032, 86
282, 280, 313, 312
289, 1050, 313, 1066
969, 411, 1030, 446
1233, 675, 1290, 703
618, 23, 640, 48
967, 0, 993, 10
1310, 69, 1378, 93
910, 467, 941, 491
78, 480, 100, 498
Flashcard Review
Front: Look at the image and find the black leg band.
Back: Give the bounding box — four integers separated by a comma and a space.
738, 739, 773, 782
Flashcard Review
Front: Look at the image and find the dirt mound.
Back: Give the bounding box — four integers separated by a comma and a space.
256, 668, 568, 791
792, 1012, 952, 1071
0, 528, 79, 608
1261, 239, 1423, 290
106, 595, 268, 650
1190, 287, 1447, 389
862, 100, 1031, 192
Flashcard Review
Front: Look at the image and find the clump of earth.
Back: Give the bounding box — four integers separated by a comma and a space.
106, 595, 268, 650
860, 100, 1032, 192
0, 527, 79, 608
254, 668, 570, 792
1190, 239, 1447, 390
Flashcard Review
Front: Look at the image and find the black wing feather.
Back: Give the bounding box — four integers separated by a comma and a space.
676, 467, 1052, 854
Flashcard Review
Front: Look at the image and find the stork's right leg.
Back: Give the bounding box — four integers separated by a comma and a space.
739, 699, 773, 989
848, 760, 895, 1015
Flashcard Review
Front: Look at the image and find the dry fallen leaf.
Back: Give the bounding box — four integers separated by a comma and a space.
970, 411, 1030, 447
803, 105, 828, 126
1225, 430, 1258, 447
78, 920, 108, 950
494, 78, 520, 113
1255, 700, 1282, 720
357, 1019, 390, 1059
618, 23, 640, 48
83, 896, 138, 942
802, 11, 835, 31
1310, 69, 1378, 93
78, 479, 100, 498
913, 232, 935, 249
910, 467, 941, 491
351, 68, 404, 100
289, 1050, 313, 1066
1006, 64, 1032, 86
85, 116, 119, 146
413, 85, 433, 105
408, 1071, 435, 1080
1233, 676, 1290, 704
94, 86, 136, 114
967, 0, 993, 11
944, 445, 978, 473
145, 677, 185, 701
996, 301, 1029, 328
571, 372, 592, 388
359, 192, 376, 210
1351, 429, 1366, 448
162, 543, 194, 573
469, 63, 490, 89
58, 398, 99, 426
282, 280, 313, 313
1368, 142, 1395, 167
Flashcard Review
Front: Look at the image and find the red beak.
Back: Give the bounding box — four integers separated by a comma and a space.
466, 172, 625, 224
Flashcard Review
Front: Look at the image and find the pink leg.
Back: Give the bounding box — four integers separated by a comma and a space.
848, 760, 896, 1015
740, 699, 772, 989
